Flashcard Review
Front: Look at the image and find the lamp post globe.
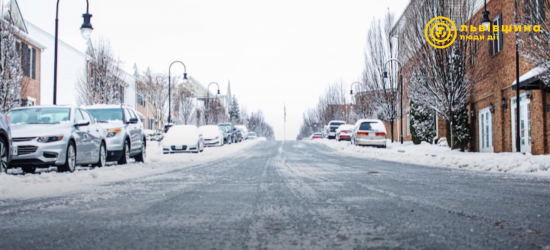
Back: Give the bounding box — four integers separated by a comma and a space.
80, 13, 93, 40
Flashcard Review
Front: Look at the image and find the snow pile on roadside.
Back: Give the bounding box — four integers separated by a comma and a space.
314, 139, 550, 176
0, 139, 263, 200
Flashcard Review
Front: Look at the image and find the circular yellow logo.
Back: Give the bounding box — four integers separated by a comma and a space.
425, 16, 457, 49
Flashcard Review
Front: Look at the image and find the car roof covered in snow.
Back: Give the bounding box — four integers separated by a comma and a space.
328, 120, 346, 125
81, 104, 127, 109
355, 119, 384, 125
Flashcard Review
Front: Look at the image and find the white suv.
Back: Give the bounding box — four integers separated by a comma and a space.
327, 120, 346, 140
83, 105, 146, 164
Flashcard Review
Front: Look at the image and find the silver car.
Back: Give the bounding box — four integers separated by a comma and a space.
6, 106, 107, 173
0, 112, 13, 174
83, 105, 146, 164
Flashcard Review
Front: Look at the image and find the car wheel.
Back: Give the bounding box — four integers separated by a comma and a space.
118, 140, 130, 165
93, 143, 107, 168
0, 137, 8, 174
135, 142, 146, 163
58, 141, 76, 173
22, 166, 36, 174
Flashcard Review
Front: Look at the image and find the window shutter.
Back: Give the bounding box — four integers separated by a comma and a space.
25, 45, 31, 77
488, 23, 493, 56
540, 0, 546, 20
498, 13, 503, 51
32, 48, 36, 79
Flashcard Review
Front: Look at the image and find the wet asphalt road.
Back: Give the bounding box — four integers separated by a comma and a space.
1, 141, 549, 250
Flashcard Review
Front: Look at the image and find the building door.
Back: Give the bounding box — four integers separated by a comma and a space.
479, 108, 494, 153
511, 95, 532, 153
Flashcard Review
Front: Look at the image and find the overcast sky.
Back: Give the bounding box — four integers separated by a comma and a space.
18, 0, 409, 140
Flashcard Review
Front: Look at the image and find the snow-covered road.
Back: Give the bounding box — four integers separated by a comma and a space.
0, 140, 549, 249
0, 138, 265, 199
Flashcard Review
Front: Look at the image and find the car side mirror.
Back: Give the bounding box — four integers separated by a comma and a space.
75, 120, 90, 127
128, 118, 138, 124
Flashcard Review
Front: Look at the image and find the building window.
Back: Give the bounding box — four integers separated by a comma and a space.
21, 43, 37, 79
489, 14, 503, 55
137, 94, 146, 106
21, 97, 36, 106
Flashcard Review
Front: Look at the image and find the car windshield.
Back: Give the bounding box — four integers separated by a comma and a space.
359, 122, 385, 131
7, 108, 71, 124
331, 122, 345, 127
248, 132, 256, 136
86, 108, 123, 123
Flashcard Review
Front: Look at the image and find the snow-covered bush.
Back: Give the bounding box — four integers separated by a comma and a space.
410, 102, 436, 144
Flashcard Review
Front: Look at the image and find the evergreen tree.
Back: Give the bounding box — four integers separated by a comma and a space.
445, 107, 470, 151
410, 102, 436, 144
229, 95, 240, 123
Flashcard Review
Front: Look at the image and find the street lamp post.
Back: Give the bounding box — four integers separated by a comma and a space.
168, 61, 188, 124
349, 81, 361, 123
53, 0, 94, 104
513, 0, 521, 152
383, 58, 404, 144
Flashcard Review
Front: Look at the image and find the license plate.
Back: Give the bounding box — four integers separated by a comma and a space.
175, 145, 183, 150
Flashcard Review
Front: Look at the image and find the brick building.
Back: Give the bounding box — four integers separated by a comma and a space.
393, 0, 549, 154
2, 0, 45, 107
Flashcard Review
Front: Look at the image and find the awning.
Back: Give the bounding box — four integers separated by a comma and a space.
512, 67, 546, 90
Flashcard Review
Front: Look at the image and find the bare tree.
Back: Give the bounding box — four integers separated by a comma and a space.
363, 10, 400, 141
520, 0, 550, 82
77, 38, 126, 105
201, 97, 226, 125
248, 110, 275, 140
136, 68, 176, 130
174, 83, 196, 125
0, 16, 24, 112
403, 0, 475, 149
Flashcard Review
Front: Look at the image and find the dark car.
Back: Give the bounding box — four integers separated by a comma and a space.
218, 123, 237, 144
236, 128, 246, 143
0, 112, 12, 174
219, 126, 232, 144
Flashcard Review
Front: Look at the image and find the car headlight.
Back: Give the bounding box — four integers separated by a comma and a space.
215, 136, 219, 139
37, 135, 64, 143
105, 128, 122, 138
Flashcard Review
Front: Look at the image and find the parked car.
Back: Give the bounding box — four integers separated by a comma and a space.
199, 125, 224, 147
336, 124, 355, 141
311, 133, 323, 140
162, 125, 204, 154
351, 119, 387, 148
219, 126, 232, 144
218, 123, 237, 143
327, 120, 346, 139
6, 106, 107, 173
84, 105, 146, 164
247, 132, 257, 139
235, 125, 249, 140
0, 112, 13, 174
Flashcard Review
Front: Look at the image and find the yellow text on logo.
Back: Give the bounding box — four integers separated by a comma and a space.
425, 16, 457, 49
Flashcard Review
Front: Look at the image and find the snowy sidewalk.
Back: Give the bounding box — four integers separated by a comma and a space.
314, 139, 550, 176
0, 138, 266, 200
